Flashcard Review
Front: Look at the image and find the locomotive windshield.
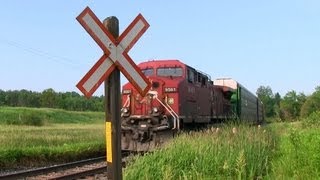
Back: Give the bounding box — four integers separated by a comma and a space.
157, 67, 183, 77
141, 68, 154, 76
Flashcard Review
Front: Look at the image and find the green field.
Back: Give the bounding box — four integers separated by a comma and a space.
0, 107, 105, 169
0, 106, 104, 125
1, 106, 319, 179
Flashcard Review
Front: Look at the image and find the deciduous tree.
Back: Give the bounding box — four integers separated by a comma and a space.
256, 86, 275, 117
300, 86, 320, 117
280, 90, 306, 120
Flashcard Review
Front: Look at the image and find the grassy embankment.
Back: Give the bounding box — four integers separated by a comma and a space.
125, 124, 275, 179
0, 107, 105, 169
124, 119, 320, 179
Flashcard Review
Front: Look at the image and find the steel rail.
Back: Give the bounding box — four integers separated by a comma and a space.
47, 165, 107, 180
0, 156, 105, 180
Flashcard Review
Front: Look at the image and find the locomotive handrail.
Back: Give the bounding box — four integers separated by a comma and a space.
121, 95, 131, 110
165, 96, 180, 130
148, 91, 179, 130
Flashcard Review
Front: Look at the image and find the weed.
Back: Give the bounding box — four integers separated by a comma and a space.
236, 150, 246, 179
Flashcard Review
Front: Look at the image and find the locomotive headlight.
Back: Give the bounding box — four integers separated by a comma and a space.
152, 107, 159, 113
121, 107, 130, 117
122, 89, 131, 94
122, 107, 129, 113
167, 97, 174, 104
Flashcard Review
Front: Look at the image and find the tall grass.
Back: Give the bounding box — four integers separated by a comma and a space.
268, 122, 320, 179
124, 124, 276, 179
0, 107, 106, 169
302, 110, 320, 128
0, 124, 105, 169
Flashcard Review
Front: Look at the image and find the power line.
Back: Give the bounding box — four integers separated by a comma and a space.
0, 38, 92, 68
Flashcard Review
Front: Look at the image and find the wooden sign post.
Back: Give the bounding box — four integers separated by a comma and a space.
75, 7, 151, 179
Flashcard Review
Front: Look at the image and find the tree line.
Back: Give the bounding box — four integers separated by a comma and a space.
0, 88, 104, 112
1, 86, 320, 119
256, 85, 320, 121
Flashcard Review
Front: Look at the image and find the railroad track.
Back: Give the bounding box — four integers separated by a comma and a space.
0, 156, 115, 180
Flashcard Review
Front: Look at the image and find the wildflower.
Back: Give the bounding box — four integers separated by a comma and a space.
223, 161, 229, 170
216, 128, 220, 133
258, 125, 261, 129
232, 127, 237, 134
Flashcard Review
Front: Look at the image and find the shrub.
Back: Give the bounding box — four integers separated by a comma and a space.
300, 91, 320, 117
22, 111, 44, 126
1, 109, 44, 126
302, 111, 320, 128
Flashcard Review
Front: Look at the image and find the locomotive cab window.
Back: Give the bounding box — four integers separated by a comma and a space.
197, 73, 201, 83
141, 68, 154, 76
202, 76, 207, 86
187, 68, 196, 83
197, 73, 206, 86
157, 67, 183, 77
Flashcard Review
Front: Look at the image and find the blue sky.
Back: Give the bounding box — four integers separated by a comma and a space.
1, 1, 319, 96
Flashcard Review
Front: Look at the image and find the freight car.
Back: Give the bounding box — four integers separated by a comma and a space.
121, 59, 263, 151
214, 78, 264, 123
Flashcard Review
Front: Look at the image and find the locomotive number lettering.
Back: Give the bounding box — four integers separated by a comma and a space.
188, 87, 196, 94
164, 87, 177, 93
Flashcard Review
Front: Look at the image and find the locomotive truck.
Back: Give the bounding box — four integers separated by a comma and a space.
121, 59, 264, 151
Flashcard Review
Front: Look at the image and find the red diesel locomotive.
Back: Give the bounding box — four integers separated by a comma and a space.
121, 59, 263, 151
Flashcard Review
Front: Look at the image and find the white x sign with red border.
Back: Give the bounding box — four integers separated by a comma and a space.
76, 7, 151, 98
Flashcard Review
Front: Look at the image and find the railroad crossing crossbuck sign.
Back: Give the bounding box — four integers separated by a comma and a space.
76, 7, 151, 97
